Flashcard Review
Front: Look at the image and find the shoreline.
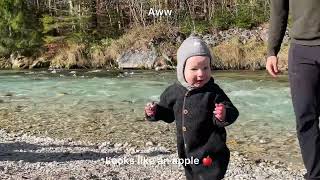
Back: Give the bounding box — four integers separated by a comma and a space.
0, 129, 305, 179
0, 24, 290, 71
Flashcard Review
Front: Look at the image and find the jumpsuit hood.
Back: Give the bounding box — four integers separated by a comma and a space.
176, 35, 213, 90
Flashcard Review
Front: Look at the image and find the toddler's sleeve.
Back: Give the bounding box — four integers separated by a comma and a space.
214, 86, 239, 127
154, 86, 175, 123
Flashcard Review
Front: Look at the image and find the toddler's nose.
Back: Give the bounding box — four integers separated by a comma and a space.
197, 70, 205, 77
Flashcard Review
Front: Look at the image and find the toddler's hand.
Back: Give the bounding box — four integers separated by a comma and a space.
144, 102, 157, 117
214, 103, 226, 121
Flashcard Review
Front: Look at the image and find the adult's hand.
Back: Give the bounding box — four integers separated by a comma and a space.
266, 56, 280, 77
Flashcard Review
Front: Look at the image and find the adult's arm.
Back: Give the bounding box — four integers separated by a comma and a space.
267, 0, 289, 57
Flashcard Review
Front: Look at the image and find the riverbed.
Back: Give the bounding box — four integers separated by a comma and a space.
0, 69, 302, 169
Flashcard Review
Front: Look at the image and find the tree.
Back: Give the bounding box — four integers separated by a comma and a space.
0, 0, 42, 57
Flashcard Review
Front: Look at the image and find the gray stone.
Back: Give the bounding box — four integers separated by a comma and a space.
146, 141, 154, 146
30, 57, 50, 69
117, 49, 158, 69
98, 142, 108, 149
203, 34, 217, 46
10, 52, 32, 69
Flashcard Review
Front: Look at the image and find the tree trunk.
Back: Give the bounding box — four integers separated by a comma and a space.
139, 2, 145, 28
36, 0, 39, 9
91, 0, 98, 30
53, 0, 57, 15
68, 0, 75, 31
48, 0, 51, 14
116, 3, 121, 30
204, 0, 207, 21
129, 0, 139, 26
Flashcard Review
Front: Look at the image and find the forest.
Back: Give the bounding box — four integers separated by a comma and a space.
0, 0, 270, 56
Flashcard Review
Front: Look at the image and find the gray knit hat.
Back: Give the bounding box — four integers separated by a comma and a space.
176, 35, 213, 90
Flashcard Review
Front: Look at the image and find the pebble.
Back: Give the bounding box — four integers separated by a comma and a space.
98, 142, 108, 149
114, 143, 122, 148
146, 141, 153, 146
259, 139, 267, 144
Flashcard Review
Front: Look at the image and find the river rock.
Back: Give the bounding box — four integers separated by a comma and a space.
145, 141, 154, 146
117, 49, 158, 69
259, 24, 290, 44
203, 34, 218, 46
30, 57, 50, 69
10, 52, 33, 69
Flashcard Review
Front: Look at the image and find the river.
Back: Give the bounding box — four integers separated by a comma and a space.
0, 69, 302, 168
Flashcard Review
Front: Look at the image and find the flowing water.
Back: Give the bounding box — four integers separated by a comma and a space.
0, 69, 303, 168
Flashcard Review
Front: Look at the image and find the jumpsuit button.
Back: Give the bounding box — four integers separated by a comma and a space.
183, 109, 188, 114
182, 126, 187, 131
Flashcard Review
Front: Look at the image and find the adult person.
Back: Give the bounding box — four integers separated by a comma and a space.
266, 0, 320, 179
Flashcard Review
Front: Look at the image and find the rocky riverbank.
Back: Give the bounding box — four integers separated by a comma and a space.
0, 129, 305, 179
0, 23, 290, 71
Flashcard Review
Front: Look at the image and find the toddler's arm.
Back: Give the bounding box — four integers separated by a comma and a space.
144, 86, 175, 123
213, 87, 239, 127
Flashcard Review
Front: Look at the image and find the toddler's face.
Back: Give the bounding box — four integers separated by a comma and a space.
184, 56, 211, 88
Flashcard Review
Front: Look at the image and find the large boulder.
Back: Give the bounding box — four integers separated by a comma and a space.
10, 53, 33, 69
117, 48, 158, 69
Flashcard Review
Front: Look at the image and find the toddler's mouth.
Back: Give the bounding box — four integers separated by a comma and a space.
195, 80, 204, 85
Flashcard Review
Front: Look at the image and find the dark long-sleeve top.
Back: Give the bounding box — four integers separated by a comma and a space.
268, 0, 320, 56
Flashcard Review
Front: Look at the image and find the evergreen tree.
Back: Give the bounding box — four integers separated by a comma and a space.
0, 0, 42, 57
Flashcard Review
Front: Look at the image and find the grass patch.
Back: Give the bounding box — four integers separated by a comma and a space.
50, 44, 89, 69
213, 37, 266, 70
213, 38, 289, 70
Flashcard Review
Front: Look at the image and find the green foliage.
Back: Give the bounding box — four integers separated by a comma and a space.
101, 10, 124, 39
0, 0, 42, 57
66, 32, 93, 44
0, 45, 9, 56
41, 15, 55, 34
43, 36, 66, 44
41, 13, 101, 45
235, 1, 269, 28
0, 0, 270, 58
212, 9, 235, 30
180, 17, 210, 35
212, 0, 269, 30
100, 38, 114, 47
234, 4, 254, 28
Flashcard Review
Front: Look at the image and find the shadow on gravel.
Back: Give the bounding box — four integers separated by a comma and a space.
0, 142, 123, 162
134, 150, 171, 157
